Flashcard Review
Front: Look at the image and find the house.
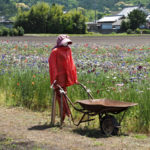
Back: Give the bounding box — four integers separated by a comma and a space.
97, 6, 144, 33
86, 22, 99, 32
146, 14, 150, 29
117, 6, 139, 17
0, 16, 14, 28
97, 15, 123, 33
87, 6, 150, 33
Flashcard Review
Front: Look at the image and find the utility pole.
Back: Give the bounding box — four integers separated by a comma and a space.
95, 9, 97, 23
94, 1, 97, 23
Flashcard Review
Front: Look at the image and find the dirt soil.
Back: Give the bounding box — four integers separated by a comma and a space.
0, 35, 150, 47
0, 106, 150, 150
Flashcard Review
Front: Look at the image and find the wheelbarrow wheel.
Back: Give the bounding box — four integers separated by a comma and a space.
100, 115, 119, 136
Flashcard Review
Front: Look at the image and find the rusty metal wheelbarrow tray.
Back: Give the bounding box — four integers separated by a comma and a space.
76, 99, 137, 114
74, 99, 137, 135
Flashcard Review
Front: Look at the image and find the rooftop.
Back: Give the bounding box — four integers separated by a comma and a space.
117, 6, 139, 17
97, 15, 123, 23
112, 19, 122, 26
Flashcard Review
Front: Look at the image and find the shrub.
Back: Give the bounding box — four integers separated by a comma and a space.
142, 29, 150, 34
135, 28, 141, 34
9, 28, 14, 36
1, 27, 9, 36
120, 20, 130, 32
17, 26, 24, 36
13, 28, 19, 36
0, 30, 2, 36
127, 29, 133, 34
9, 28, 19, 36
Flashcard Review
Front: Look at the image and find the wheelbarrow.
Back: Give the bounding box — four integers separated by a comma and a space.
51, 82, 138, 136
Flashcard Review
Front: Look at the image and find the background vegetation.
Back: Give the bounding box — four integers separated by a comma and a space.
14, 3, 87, 34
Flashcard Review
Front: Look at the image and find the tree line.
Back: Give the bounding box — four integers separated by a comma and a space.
14, 3, 87, 34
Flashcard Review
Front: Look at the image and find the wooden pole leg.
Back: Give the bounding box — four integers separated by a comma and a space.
60, 93, 63, 126
50, 89, 56, 126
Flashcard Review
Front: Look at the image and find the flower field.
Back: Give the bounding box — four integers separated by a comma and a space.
0, 39, 150, 133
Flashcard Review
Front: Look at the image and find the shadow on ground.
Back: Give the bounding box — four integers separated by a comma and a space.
73, 128, 129, 138
28, 123, 61, 130
73, 128, 107, 138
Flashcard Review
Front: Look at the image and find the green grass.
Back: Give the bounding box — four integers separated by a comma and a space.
133, 134, 148, 139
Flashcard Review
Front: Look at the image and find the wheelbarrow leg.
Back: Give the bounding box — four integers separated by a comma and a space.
98, 113, 103, 127
50, 89, 56, 126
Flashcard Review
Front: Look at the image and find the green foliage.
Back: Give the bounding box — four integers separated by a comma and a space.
120, 20, 130, 32
4, 0, 150, 11
0, 30, 2, 36
17, 26, 24, 36
0, 27, 24, 36
121, 9, 147, 33
126, 28, 133, 34
142, 29, 150, 34
0, 0, 17, 19
128, 9, 146, 30
46, 4, 64, 33
69, 10, 87, 34
135, 28, 141, 34
9, 28, 18, 36
1, 27, 9, 36
14, 3, 87, 34
1, 0, 150, 20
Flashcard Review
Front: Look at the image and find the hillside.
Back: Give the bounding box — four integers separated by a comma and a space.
0, 0, 150, 20
13, 0, 150, 11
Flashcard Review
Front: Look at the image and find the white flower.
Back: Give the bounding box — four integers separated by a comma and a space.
87, 89, 91, 93
116, 83, 124, 87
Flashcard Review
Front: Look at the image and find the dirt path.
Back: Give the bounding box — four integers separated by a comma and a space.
0, 106, 150, 150
0, 35, 150, 47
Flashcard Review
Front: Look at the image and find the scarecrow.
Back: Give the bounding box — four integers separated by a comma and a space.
48, 35, 78, 122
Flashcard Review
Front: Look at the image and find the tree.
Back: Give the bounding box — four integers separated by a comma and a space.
70, 10, 87, 34
0, 0, 17, 19
28, 2, 50, 33
128, 9, 146, 30
46, 4, 64, 33
120, 20, 130, 32
15, 2, 50, 33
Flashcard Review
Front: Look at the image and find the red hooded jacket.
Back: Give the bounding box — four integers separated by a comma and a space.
49, 46, 77, 87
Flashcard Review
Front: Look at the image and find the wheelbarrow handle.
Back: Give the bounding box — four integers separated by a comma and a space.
77, 82, 94, 100
55, 84, 86, 112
